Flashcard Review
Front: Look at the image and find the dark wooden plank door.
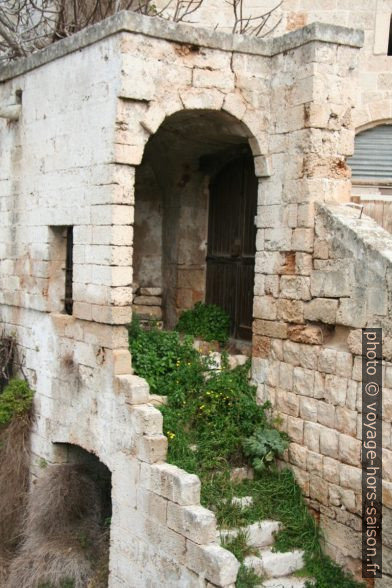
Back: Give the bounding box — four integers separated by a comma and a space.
206, 155, 257, 341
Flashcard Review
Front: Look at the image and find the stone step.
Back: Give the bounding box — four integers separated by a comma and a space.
230, 466, 254, 482
244, 548, 305, 578
149, 394, 168, 406
258, 576, 314, 587
231, 495, 253, 508
228, 354, 249, 369
219, 520, 281, 548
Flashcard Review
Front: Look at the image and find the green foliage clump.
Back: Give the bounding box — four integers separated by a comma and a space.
128, 317, 205, 403
243, 427, 290, 473
0, 378, 34, 426
176, 302, 230, 345
129, 323, 364, 588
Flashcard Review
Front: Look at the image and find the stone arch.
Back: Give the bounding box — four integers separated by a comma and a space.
356, 118, 392, 133
132, 107, 266, 336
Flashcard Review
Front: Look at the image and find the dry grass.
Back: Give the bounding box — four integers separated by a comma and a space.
0, 412, 33, 577
6, 464, 110, 588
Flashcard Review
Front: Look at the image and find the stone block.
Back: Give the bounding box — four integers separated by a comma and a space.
130, 404, 163, 436
279, 362, 294, 390
320, 426, 338, 458
277, 299, 304, 323
335, 351, 353, 378
253, 319, 288, 339
310, 270, 351, 298
133, 295, 162, 306
318, 348, 337, 374
186, 542, 240, 586
317, 401, 335, 428
140, 287, 162, 296
113, 349, 132, 375
335, 406, 357, 436
308, 451, 323, 476
293, 366, 315, 396
310, 475, 329, 505
132, 304, 162, 319
323, 456, 340, 485
340, 464, 361, 492
339, 434, 361, 466
304, 298, 338, 324
246, 520, 282, 548
137, 434, 168, 464
336, 298, 367, 328
289, 443, 308, 469
299, 345, 320, 370
167, 503, 216, 545
283, 340, 301, 366
280, 276, 311, 300
295, 252, 313, 275
253, 296, 277, 320
288, 324, 325, 345
287, 416, 304, 443
292, 228, 314, 252
304, 421, 321, 452
140, 463, 200, 506
115, 374, 149, 404
325, 374, 347, 406
277, 389, 300, 417
252, 335, 271, 358
299, 396, 318, 421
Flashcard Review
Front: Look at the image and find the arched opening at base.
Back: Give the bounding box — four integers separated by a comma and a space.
133, 109, 258, 340
7, 444, 111, 588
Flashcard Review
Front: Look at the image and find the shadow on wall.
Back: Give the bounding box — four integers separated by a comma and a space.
133, 108, 257, 330
6, 445, 112, 588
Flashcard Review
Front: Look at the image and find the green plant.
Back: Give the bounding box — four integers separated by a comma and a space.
0, 378, 34, 426
129, 324, 364, 588
243, 428, 290, 472
128, 316, 207, 404
176, 302, 230, 345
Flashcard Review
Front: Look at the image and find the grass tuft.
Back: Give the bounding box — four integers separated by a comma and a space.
130, 323, 365, 588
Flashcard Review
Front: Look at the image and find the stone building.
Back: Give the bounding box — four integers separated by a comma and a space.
0, 4, 391, 587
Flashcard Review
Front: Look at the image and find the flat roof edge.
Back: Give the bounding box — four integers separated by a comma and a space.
0, 11, 364, 83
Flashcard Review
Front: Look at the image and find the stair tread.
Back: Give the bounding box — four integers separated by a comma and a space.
258, 576, 314, 587
244, 548, 305, 578
219, 520, 281, 547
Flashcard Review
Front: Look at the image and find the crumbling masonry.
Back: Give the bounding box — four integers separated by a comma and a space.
1, 11, 392, 587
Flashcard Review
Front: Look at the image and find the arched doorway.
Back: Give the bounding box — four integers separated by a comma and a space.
7, 444, 112, 588
133, 109, 258, 340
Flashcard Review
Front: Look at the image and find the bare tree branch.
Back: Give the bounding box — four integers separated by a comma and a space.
229, 0, 282, 37
0, 0, 282, 63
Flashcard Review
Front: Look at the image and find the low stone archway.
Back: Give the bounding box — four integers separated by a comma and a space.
133, 108, 260, 336
7, 443, 112, 588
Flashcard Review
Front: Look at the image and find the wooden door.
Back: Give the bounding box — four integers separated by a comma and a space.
206, 155, 257, 341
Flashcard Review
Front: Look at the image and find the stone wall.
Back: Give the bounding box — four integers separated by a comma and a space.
0, 10, 376, 585
155, 0, 392, 130
253, 203, 392, 580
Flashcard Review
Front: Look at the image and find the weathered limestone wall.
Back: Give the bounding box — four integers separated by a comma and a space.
262, 205, 392, 584
155, 0, 392, 130
0, 10, 370, 585
249, 29, 392, 581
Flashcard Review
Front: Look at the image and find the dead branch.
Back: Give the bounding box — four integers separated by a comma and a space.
228, 0, 282, 37
0, 0, 282, 63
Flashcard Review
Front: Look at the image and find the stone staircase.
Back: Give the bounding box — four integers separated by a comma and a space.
149, 342, 314, 587
218, 497, 314, 588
